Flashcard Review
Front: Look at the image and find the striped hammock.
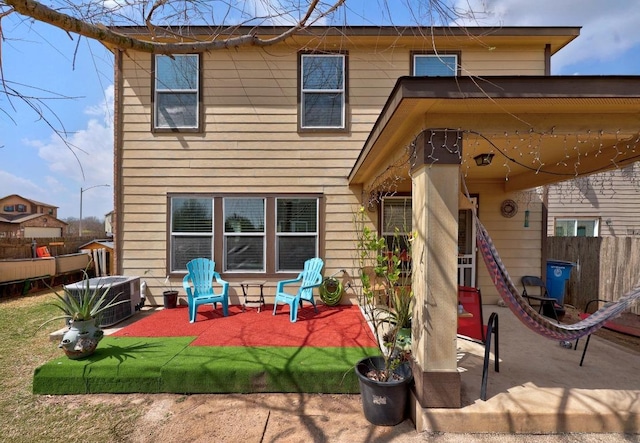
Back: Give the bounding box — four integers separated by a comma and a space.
476, 216, 640, 341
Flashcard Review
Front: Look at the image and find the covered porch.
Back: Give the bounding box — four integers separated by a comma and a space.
348, 76, 640, 418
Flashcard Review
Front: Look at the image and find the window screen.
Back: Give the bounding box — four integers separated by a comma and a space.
413, 54, 458, 76
301, 54, 345, 129
155, 54, 199, 129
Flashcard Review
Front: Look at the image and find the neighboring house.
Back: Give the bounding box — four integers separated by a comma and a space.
107, 26, 640, 414
105, 210, 115, 237
0, 194, 67, 238
546, 164, 640, 237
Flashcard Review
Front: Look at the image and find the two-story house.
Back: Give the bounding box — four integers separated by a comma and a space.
108, 25, 640, 419
0, 194, 67, 238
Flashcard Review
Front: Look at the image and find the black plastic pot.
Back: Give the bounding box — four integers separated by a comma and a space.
163, 290, 178, 309
355, 355, 413, 426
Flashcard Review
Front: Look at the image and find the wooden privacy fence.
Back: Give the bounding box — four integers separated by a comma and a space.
0, 237, 92, 260
547, 236, 640, 315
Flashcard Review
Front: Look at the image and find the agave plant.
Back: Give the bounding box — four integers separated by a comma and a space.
40, 272, 129, 327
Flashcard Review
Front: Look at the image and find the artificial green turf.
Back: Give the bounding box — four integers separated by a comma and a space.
162, 346, 380, 394
33, 336, 194, 394
33, 336, 380, 395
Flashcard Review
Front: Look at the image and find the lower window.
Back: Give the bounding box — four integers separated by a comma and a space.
169, 195, 320, 273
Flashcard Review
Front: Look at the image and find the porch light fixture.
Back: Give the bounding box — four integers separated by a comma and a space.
474, 153, 494, 166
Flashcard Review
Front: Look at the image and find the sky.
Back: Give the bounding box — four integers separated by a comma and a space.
1, 0, 640, 220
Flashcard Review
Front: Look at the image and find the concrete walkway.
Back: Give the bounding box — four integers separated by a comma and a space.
415, 305, 640, 434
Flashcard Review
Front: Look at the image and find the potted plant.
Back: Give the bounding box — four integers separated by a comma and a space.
144, 270, 178, 309
161, 275, 179, 309
40, 272, 130, 359
353, 206, 414, 426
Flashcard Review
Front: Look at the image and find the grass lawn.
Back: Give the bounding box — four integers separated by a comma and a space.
0, 288, 144, 442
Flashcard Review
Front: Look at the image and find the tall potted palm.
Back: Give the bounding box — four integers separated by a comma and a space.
353, 207, 414, 426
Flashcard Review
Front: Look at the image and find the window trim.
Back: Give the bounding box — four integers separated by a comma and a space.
297, 51, 349, 133
275, 197, 320, 272
152, 53, 203, 133
223, 196, 267, 273
380, 196, 413, 241
411, 51, 461, 77
168, 195, 215, 274
167, 193, 324, 278
554, 217, 600, 237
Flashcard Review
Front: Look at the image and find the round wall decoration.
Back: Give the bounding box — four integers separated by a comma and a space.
500, 199, 518, 218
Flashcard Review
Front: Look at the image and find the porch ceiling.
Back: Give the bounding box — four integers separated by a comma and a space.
349, 76, 640, 193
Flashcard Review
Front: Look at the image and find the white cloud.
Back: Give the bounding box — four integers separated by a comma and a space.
453, 0, 640, 73
0, 170, 46, 197
28, 85, 114, 186
7, 85, 116, 219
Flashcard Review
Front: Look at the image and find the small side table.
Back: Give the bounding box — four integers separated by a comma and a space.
240, 280, 266, 312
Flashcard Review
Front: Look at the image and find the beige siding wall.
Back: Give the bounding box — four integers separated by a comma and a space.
119, 40, 548, 304
473, 184, 545, 305
547, 164, 640, 237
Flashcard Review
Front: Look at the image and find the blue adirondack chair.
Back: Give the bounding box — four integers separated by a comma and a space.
273, 257, 324, 322
182, 258, 230, 323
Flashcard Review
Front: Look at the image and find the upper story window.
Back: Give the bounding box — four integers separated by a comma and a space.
413, 53, 459, 76
299, 53, 346, 131
154, 54, 200, 131
555, 218, 599, 237
3, 205, 14, 212
16, 204, 26, 212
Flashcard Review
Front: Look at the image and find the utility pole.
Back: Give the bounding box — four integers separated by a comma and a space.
79, 184, 110, 236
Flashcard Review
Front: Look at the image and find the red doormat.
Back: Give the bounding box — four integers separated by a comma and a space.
113, 304, 378, 348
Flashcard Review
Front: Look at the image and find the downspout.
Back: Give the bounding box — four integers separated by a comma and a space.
113, 49, 125, 274
544, 44, 551, 76
541, 185, 549, 281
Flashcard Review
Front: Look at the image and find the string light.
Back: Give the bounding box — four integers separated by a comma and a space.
364, 127, 640, 204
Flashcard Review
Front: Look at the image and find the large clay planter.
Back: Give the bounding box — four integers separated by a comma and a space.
59, 318, 104, 360
355, 355, 413, 426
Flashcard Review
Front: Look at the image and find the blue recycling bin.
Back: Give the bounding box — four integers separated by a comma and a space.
545, 259, 575, 304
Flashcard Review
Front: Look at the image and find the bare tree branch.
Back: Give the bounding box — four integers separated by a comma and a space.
4, 0, 347, 53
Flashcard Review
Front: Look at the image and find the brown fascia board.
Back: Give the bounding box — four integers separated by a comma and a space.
348, 75, 640, 182
396, 75, 640, 99
109, 25, 580, 43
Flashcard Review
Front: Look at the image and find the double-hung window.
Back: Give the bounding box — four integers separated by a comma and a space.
170, 197, 214, 271
168, 195, 320, 274
413, 52, 459, 76
300, 53, 346, 130
154, 54, 200, 130
224, 198, 266, 272
381, 197, 412, 256
276, 198, 319, 271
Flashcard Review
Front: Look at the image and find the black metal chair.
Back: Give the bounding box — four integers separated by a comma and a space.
520, 276, 563, 323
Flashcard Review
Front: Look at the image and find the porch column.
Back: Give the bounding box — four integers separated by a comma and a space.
410, 129, 462, 410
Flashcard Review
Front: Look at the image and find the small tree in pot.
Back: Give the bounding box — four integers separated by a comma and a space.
353, 206, 414, 425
